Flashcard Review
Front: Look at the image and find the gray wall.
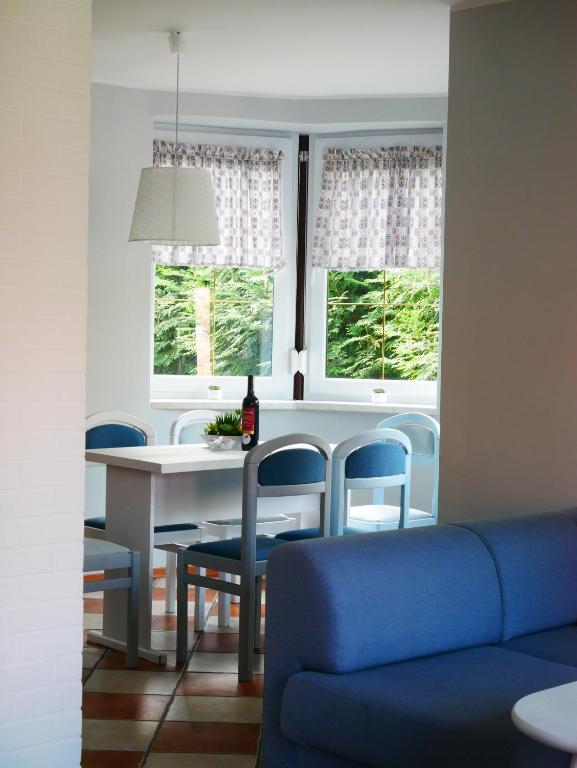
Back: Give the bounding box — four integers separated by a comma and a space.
439, 0, 577, 521
87, 83, 444, 520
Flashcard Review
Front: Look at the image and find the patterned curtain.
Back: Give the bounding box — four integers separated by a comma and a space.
152, 140, 284, 269
312, 146, 443, 271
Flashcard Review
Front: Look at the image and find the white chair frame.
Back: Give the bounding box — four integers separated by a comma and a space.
170, 409, 299, 623
176, 433, 332, 681
331, 428, 412, 536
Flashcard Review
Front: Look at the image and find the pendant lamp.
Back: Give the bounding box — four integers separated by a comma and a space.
129, 32, 220, 246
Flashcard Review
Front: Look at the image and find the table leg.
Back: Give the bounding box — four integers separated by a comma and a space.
87, 466, 166, 664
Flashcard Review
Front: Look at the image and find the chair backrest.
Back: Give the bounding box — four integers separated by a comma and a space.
85, 411, 156, 449
376, 413, 439, 518
331, 428, 412, 535
241, 434, 332, 564
170, 409, 218, 445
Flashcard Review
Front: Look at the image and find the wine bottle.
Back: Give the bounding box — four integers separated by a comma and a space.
241, 375, 259, 451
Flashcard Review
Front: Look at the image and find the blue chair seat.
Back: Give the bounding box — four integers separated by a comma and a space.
85, 517, 198, 534
188, 535, 284, 561
281, 645, 577, 768
275, 526, 364, 542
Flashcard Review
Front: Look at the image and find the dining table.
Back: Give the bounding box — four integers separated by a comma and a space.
84, 442, 320, 662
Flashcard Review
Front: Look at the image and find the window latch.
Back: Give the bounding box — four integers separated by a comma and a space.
290, 349, 308, 376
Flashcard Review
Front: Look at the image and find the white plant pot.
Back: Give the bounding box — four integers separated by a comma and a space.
371, 391, 388, 404
207, 389, 223, 400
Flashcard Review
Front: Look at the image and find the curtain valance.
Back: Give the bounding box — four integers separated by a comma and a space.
152, 140, 284, 269
312, 146, 443, 271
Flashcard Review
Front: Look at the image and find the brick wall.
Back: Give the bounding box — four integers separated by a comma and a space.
0, 1, 91, 765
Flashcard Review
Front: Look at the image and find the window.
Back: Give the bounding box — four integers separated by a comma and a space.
154, 265, 274, 377
326, 269, 440, 381
150, 129, 297, 400
306, 132, 443, 404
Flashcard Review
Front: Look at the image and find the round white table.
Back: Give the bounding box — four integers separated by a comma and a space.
512, 681, 577, 767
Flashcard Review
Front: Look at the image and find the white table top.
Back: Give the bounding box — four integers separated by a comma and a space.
85, 443, 247, 474
512, 681, 577, 755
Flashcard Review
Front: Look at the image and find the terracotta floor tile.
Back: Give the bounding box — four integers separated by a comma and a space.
82, 749, 144, 767
176, 673, 264, 697
151, 721, 260, 754
83, 692, 170, 720
82, 719, 157, 751
209, 603, 266, 619
83, 598, 104, 614
98, 649, 184, 673
195, 633, 265, 654
166, 695, 262, 723
145, 754, 256, 767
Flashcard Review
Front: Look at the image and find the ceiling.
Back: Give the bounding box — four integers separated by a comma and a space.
90, 0, 471, 98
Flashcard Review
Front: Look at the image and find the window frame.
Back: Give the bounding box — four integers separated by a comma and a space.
149, 127, 298, 401
304, 129, 444, 405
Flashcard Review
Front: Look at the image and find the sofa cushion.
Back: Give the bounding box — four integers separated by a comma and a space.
267, 525, 502, 673
454, 511, 577, 640
281, 646, 577, 768
499, 625, 577, 668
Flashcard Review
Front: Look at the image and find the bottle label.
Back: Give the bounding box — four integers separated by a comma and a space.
242, 407, 255, 435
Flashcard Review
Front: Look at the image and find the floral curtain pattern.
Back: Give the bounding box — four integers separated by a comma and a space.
312, 146, 443, 271
152, 140, 284, 269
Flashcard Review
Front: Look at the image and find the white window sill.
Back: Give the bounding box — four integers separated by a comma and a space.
150, 398, 438, 415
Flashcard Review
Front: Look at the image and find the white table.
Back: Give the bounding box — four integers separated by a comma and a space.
85, 443, 320, 662
512, 681, 577, 766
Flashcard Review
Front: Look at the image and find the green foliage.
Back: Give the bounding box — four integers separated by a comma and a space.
154, 264, 439, 384
326, 269, 440, 381
154, 265, 273, 377
204, 410, 243, 436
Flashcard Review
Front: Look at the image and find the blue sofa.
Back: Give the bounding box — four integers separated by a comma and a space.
262, 509, 577, 767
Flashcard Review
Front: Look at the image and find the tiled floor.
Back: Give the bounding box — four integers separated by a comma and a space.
82, 576, 262, 767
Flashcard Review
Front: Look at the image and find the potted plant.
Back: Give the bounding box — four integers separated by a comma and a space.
371, 387, 388, 404
202, 410, 243, 450
207, 384, 223, 401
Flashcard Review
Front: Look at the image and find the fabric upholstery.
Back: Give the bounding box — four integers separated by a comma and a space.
85, 517, 199, 534
345, 442, 406, 479
258, 448, 325, 487
275, 527, 363, 541
84, 516, 106, 530
266, 526, 502, 674
454, 511, 577, 640
85, 423, 146, 449
281, 646, 577, 768
187, 535, 284, 561
498, 625, 577, 668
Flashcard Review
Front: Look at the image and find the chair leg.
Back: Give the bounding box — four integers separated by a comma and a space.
218, 572, 231, 627
254, 576, 262, 651
231, 574, 240, 604
238, 576, 256, 683
176, 552, 189, 664
165, 551, 177, 614
193, 567, 206, 632
126, 551, 140, 668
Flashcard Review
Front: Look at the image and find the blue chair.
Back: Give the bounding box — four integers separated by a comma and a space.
331, 428, 412, 536
176, 433, 332, 681
349, 413, 439, 531
84, 411, 201, 613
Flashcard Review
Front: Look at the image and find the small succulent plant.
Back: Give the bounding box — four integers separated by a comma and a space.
208, 384, 222, 391
372, 388, 386, 394
204, 409, 242, 437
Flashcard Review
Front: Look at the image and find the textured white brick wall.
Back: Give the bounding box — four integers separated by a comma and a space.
0, 1, 91, 766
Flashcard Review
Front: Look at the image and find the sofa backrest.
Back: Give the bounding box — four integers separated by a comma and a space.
453, 509, 577, 641
266, 525, 502, 674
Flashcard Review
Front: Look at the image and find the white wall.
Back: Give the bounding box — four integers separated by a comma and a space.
0, 1, 91, 766
87, 84, 445, 520
439, 0, 577, 521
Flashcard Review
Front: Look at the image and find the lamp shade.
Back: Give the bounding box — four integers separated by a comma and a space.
129, 166, 220, 245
